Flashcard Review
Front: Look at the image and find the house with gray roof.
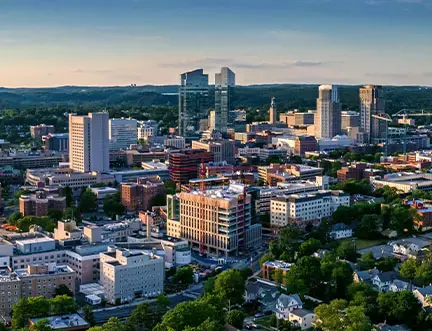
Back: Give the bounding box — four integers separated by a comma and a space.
413, 285, 432, 308
275, 293, 303, 320
288, 308, 315, 330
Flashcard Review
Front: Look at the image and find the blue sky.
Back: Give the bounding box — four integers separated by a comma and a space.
0, 0, 431, 87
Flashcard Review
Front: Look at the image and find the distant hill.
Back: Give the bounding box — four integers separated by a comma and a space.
0, 84, 431, 114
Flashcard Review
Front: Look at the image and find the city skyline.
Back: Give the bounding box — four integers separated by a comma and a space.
1, 0, 431, 87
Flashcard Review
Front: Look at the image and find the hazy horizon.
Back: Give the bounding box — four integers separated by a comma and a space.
1, 0, 431, 88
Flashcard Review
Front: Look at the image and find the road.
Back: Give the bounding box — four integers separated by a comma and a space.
92, 294, 193, 324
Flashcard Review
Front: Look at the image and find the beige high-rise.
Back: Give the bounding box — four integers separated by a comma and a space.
360, 85, 385, 144
69, 112, 110, 173
314, 85, 341, 138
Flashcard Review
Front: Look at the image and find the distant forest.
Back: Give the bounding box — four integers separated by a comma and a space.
0, 84, 431, 143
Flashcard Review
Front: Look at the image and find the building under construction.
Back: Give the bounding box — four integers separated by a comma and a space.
166, 184, 262, 257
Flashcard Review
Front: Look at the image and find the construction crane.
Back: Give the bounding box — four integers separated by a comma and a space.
371, 113, 392, 157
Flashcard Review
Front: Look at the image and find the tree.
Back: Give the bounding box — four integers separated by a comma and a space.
172, 266, 194, 285
50, 295, 77, 315
150, 194, 167, 208
329, 261, 353, 299
0, 324, 6, 331
78, 188, 97, 213
154, 300, 222, 331
239, 267, 253, 280
314, 299, 371, 331
285, 256, 321, 296
82, 305, 96, 327
358, 252, 375, 271
279, 319, 301, 331
390, 205, 415, 235
125, 302, 153, 331
214, 269, 246, 306
377, 290, 422, 326
54, 284, 73, 297
203, 277, 216, 294
376, 257, 398, 272
12, 297, 50, 329
336, 240, 357, 262
332, 206, 355, 224
273, 269, 284, 285
356, 214, 382, 239
400, 258, 418, 283
225, 309, 245, 329
63, 186, 74, 207
29, 319, 53, 331
298, 238, 321, 258
47, 209, 63, 222
9, 211, 23, 224
164, 180, 177, 195
103, 192, 125, 219
259, 252, 274, 266
102, 317, 125, 331
63, 206, 81, 222
415, 261, 432, 286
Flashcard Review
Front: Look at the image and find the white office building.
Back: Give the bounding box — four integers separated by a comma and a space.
137, 120, 159, 141
271, 190, 349, 227
99, 248, 164, 304
69, 112, 110, 173
109, 118, 138, 150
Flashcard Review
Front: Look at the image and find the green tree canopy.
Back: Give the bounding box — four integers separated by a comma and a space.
225, 309, 245, 329
214, 269, 246, 306
78, 188, 98, 213
103, 192, 125, 219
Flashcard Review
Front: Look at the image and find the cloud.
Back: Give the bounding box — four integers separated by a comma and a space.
73, 69, 113, 75
159, 58, 334, 70
365, 72, 432, 79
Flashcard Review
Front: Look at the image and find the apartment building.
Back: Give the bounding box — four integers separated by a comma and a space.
19, 191, 66, 217
0, 264, 76, 322
167, 184, 262, 256
30, 124, 55, 139
120, 176, 165, 212
137, 120, 159, 140
271, 190, 350, 227
99, 248, 164, 304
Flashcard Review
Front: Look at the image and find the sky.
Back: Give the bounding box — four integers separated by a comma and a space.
0, 0, 431, 87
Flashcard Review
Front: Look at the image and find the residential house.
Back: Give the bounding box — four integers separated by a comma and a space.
353, 268, 380, 284
389, 279, 410, 292
275, 294, 303, 320
371, 271, 396, 292
261, 260, 293, 280
329, 223, 353, 240
413, 285, 432, 308
288, 309, 315, 330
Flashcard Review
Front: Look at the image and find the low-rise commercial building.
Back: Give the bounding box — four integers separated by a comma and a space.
169, 149, 214, 184
30, 124, 55, 139
99, 248, 164, 304
371, 173, 432, 193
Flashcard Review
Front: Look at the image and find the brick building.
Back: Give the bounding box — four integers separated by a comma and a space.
169, 149, 214, 184
19, 191, 66, 217
294, 136, 317, 156
337, 162, 368, 183
121, 176, 165, 212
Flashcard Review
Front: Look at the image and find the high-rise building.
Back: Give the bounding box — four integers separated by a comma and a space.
314, 85, 341, 138
109, 118, 138, 151
167, 184, 262, 256
137, 120, 159, 141
269, 97, 277, 124
192, 137, 236, 165
360, 85, 385, 144
341, 111, 360, 131
214, 67, 235, 132
69, 112, 110, 173
178, 69, 209, 137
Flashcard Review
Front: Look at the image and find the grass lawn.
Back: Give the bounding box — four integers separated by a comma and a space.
256, 316, 273, 328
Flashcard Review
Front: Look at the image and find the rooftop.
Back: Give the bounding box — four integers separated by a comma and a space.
30, 314, 90, 330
